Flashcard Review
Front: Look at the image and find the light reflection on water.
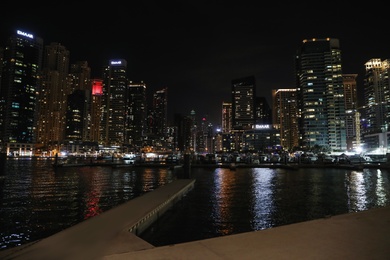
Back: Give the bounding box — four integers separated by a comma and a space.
140, 167, 390, 246
1, 159, 390, 251
0, 158, 175, 250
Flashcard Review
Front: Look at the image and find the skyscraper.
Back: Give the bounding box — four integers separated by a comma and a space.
363, 59, 390, 133
36, 42, 70, 151
296, 38, 346, 152
221, 101, 232, 133
272, 88, 299, 150
101, 59, 128, 146
231, 76, 256, 152
231, 76, 256, 130
343, 74, 359, 150
90, 79, 103, 143
0, 30, 43, 155
68, 61, 92, 142
126, 81, 147, 150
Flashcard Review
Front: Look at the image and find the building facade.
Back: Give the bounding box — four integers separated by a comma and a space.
0, 30, 43, 155
101, 59, 128, 147
295, 38, 347, 152
272, 88, 299, 151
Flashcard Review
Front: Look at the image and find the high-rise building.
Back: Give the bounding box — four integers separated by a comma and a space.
363, 59, 390, 134
231, 76, 256, 130
67, 61, 91, 142
36, 42, 70, 152
0, 30, 43, 155
272, 88, 299, 150
151, 88, 168, 137
65, 89, 87, 141
125, 81, 147, 151
90, 79, 103, 143
255, 96, 272, 125
101, 59, 128, 147
342, 74, 360, 151
361, 59, 390, 153
145, 88, 168, 151
295, 38, 347, 152
231, 76, 256, 152
221, 102, 232, 133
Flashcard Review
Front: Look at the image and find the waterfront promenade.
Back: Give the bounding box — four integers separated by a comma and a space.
0, 176, 389, 259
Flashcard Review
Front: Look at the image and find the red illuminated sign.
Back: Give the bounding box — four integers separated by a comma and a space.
92, 80, 103, 95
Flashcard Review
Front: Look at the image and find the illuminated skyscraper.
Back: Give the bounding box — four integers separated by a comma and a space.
272, 88, 299, 150
64, 61, 92, 143
145, 87, 168, 150
296, 38, 346, 152
126, 81, 147, 150
0, 30, 43, 155
231, 76, 256, 130
363, 59, 390, 133
36, 42, 70, 151
101, 59, 128, 146
90, 79, 103, 143
342, 74, 359, 150
221, 101, 232, 133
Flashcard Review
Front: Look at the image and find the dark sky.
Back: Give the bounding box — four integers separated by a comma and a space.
1, 2, 389, 127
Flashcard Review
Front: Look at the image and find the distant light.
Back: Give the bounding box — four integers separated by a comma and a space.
202, 117, 206, 121
17, 30, 33, 39
110, 60, 122, 65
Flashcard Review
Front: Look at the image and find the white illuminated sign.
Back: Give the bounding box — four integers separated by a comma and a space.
254, 124, 270, 129
17, 30, 34, 39
110, 61, 122, 65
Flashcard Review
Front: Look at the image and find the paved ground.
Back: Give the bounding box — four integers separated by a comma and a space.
1, 178, 389, 260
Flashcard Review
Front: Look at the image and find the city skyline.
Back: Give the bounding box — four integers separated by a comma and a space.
1, 3, 389, 126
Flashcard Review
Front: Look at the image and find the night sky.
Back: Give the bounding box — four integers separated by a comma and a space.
1, 2, 389, 127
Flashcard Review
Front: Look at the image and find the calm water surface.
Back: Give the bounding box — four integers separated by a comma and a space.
0, 158, 176, 250
140, 166, 390, 246
1, 158, 390, 251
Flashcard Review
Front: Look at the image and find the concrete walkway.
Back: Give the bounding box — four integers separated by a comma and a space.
1, 178, 389, 260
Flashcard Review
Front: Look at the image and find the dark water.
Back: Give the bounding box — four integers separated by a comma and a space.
1, 159, 390, 251
140, 166, 390, 246
0, 158, 176, 250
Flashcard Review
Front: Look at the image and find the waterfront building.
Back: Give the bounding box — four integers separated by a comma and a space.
126, 81, 147, 151
65, 61, 92, 143
101, 59, 128, 147
242, 124, 280, 153
272, 88, 299, 151
342, 74, 360, 151
36, 42, 71, 152
146, 88, 168, 150
231, 75, 256, 130
231, 76, 256, 152
295, 38, 347, 152
255, 96, 272, 125
221, 101, 232, 134
173, 113, 193, 152
90, 79, 103, 143
363, 59, 390, 134
0, 30, 43, 155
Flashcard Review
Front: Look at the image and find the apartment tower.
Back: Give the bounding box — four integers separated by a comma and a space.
101, 59, 128, 147
295, 38, 347, 152
0, 30, 43, 155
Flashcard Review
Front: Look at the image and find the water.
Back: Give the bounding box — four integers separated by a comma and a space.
0, 158, 176, 250
139, 166, 390, 245
1, 158, 390, 251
